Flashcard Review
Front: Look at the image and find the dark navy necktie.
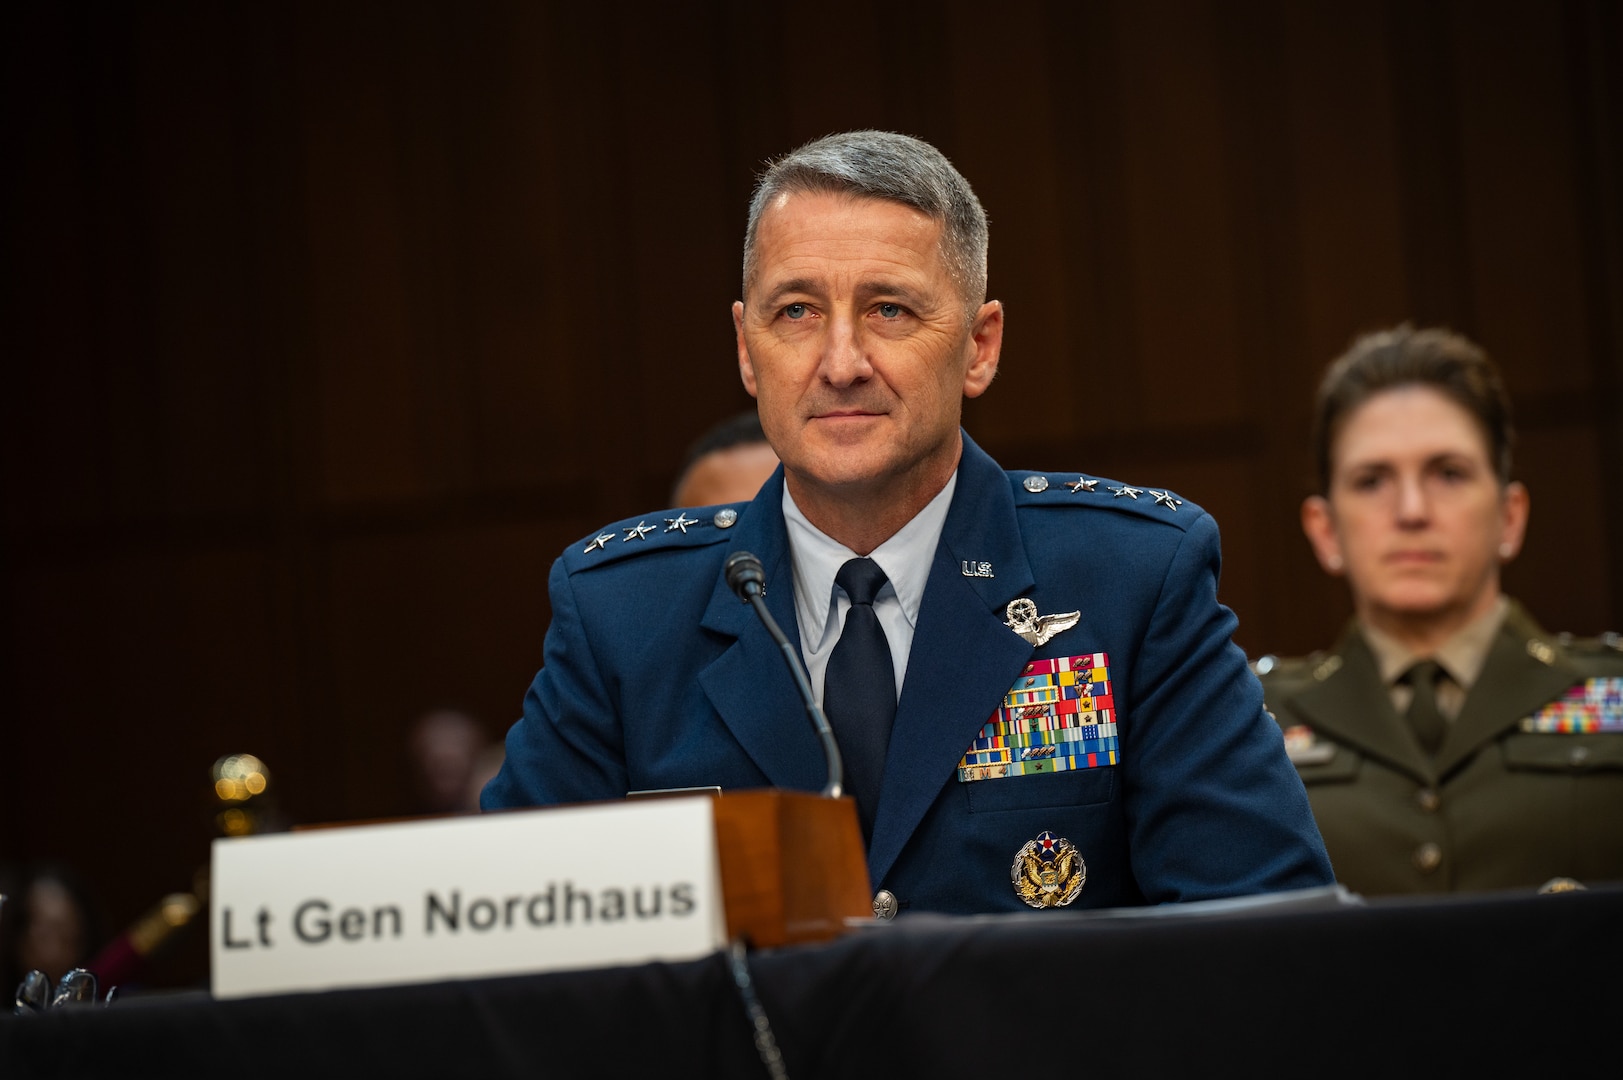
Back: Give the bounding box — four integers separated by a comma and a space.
823, 557, 896, 844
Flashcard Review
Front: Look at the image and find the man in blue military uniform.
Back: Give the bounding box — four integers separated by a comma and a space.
483, 130, 1332, 915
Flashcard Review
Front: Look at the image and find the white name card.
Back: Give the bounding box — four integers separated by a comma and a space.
210, 797, 726, 999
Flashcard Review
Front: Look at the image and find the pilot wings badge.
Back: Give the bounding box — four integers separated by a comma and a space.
1004, 598, 1080, 647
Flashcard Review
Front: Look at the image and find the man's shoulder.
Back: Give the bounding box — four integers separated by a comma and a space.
559, 504, 744, 575
1002, 468, 1208, 531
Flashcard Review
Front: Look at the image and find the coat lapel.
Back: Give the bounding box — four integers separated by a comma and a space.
1286, 626, 1433, 784
1436, 602, 1583, 777
866, 435, 1037, 885
696, 470, 831, 793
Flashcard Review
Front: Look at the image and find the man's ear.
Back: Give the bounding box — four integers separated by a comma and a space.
733, 300, 758, 398
1301, 495, 1345, 575
962, 300, 1003, 399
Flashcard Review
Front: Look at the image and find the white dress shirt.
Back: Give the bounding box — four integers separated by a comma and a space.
782, 471, 958, 708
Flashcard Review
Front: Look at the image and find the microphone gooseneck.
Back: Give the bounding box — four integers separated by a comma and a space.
724, 551, 845, 800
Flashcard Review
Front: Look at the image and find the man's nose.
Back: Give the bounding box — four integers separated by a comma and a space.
817, 317, 873, 387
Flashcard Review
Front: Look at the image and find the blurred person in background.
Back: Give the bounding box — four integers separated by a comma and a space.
671, 410, 779, 507
407, 707, 497, 816
1257, 325, 1623, 895
1, 862, 105, 993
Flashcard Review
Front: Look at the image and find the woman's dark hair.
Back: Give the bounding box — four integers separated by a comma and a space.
1311, 324, 1515, 493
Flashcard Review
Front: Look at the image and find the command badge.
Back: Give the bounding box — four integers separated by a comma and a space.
1011, 831, 1086, 909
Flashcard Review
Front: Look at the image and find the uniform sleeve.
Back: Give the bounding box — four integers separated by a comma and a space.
481, 557, 629, 810
1122, 511, 1335, 900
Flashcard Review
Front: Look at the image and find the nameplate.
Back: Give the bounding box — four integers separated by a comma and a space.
210, 798, 725, 999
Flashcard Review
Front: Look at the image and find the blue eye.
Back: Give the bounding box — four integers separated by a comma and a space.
878, 303, 903, 318
783, 303, 807, 319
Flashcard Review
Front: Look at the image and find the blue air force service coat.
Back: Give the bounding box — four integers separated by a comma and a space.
483, 434, 1332, 914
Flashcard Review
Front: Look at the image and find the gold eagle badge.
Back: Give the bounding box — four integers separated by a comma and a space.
1011, 831, 1086, 908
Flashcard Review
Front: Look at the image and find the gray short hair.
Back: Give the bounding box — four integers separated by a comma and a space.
741, 131, 989, 314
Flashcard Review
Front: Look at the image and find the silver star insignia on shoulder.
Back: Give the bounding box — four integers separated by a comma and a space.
664, 512, 699, 534
1064, 477, 1098, 493
1109, 485, 1142, 499
1149, 489, 1182, 510
584, 532, 615, 553
1004, 598, 1081, 647
622, 521, 656, 542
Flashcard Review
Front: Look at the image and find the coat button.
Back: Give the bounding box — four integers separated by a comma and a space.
1412, 842, 1443, 874
872, 890, 899, 921
1415, 789, 1441, 813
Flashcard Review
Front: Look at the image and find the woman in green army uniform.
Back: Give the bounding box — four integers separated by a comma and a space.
1256, 325, 1623, 896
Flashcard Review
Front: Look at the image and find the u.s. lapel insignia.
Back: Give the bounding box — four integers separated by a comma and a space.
1005, 598, 1080, 647
1011, 831, 1085, 908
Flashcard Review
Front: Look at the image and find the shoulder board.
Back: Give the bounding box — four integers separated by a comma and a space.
1251, 653, 1325, 682
1540, 630, 1623, 678
1550, 630, 1623, 657
1007, 470, 1205, 527
561, 503, 744, 574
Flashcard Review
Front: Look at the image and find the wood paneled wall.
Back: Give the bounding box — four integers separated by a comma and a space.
4, 0, 1619, 968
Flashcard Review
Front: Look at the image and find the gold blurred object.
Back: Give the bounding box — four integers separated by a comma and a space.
127, 892, 202, 955
212, 754, 270, 803
211, 753, 282, 837
1537, 877, 1586, 894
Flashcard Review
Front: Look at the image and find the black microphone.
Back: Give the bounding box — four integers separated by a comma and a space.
724, 550, 845, 800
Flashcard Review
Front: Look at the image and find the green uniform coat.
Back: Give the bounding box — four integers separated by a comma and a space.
1257, 600, 1623, 895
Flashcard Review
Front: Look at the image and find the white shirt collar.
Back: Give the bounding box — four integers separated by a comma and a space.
783, 470, 958, 655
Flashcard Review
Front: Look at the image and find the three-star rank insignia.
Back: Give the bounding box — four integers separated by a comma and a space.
1011, 831, 1086, 908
